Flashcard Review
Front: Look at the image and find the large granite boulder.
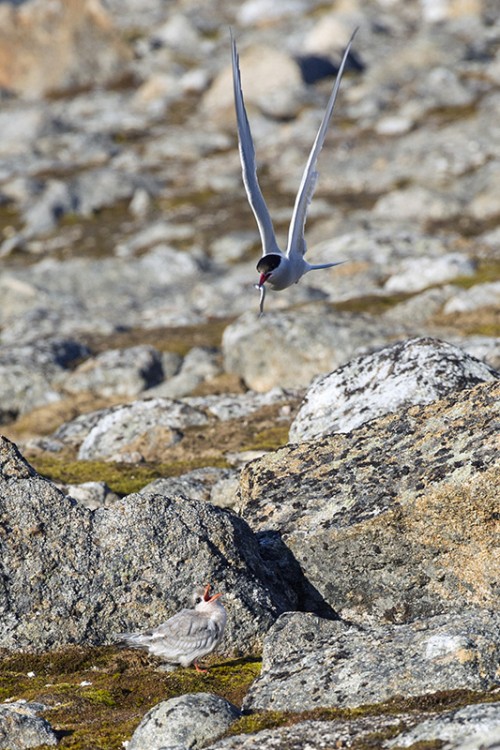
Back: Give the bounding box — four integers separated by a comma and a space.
243, 609, 500, 711
0, 437, 299, 654
239, 380, 500, 623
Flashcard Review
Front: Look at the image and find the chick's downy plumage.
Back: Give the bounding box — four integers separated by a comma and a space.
119, 584, 226, 672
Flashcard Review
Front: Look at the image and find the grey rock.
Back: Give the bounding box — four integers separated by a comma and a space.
63, 345, 164, 398
150, 14, 201, 53
237, 0, 309, 26
140, 467, 237, 504
383, 253, 475, 294
382, 285, 456, 326
0, 246, 201, 341
128, 692, 240, 750
373, 186, 463, 227
76, 398, 208, 461
304, 228, 457, 304
240, 380, 500, 623
205, 715, 407, 750
210, 231, 257, 264
443, 281, 500, 314
290, 337, 498, 441
187, 388, 297, 422
455, 336, 500, 371
210, 475, 240, 510
0, 107, 47, 156
115, 221, 195, 258
161, 351, 183, 381
63, 481, 121, 510
453, 726, 500, 750
22, 169, 157, 237
149, 347, 221, 399
22, 179, 76, 237
0, 436, 300, 652
203, 43, 302, 124
387, 702, 500, 749
0, 702, 57, 749
243, 610, 500, 712
0, 338, 90, 422
469, 161, 500, 222
222, 307, 402, 392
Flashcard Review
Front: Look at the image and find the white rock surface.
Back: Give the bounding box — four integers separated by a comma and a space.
443, 281, 500, 314
77, 398, 208, 461
290, 337, 498, 441
383, 253, 475, 294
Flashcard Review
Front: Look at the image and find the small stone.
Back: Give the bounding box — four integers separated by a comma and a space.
128, 692, 240, 750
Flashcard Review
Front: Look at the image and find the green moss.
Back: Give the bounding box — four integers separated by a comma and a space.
332, 292, 412, 315
81, 688, 116, 707
0, 647, 261, 750
226, 688, 500, 738
241, 424, 290, 452
30, 456, 229, 495
81, 317, 232, 358
450, 258, 500, 289
1, 645, 497, 750
355, 725, 407, 750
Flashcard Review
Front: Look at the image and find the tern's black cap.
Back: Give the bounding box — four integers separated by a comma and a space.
257, 254, 282, 274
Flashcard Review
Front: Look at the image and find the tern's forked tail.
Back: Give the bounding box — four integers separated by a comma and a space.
307, 260, 345, 271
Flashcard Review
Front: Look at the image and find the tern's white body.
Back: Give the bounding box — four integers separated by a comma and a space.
119, 585, 226, 670
231, 29, 358, 312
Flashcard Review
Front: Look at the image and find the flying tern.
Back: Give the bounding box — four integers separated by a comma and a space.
118, 584, 226, 672
231, 28, 358, 314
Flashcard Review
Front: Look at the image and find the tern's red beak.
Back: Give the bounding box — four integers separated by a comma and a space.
208, 592, 223, 602
202, 583, 222, 602
258, 273, 268, 287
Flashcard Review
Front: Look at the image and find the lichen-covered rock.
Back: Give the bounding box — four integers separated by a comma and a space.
239, 380, 500, 623
243, 610, 500, 712
290, 337, 498, 441
0, 437, 299, 653
128, 692, 240, 750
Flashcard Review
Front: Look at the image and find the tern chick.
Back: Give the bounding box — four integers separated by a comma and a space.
231, 28, 358, 313
118, 584, 226, 672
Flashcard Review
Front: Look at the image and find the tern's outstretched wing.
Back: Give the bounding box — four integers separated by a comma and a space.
286, 28, 358, 260
231, 30, 281, 257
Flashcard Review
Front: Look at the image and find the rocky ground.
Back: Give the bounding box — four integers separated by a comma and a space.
0, 0, 499, 748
